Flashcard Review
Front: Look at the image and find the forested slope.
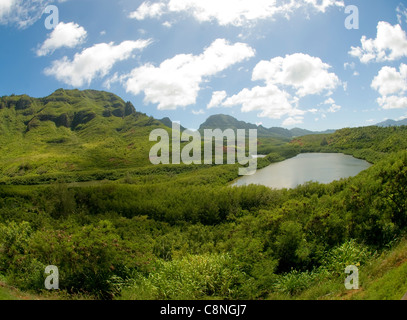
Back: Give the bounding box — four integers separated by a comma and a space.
0, 90, 407, 300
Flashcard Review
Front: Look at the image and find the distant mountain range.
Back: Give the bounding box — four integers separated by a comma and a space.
159, 114, 336, 139
159, 114, 407, 139
375, 118, 407, 127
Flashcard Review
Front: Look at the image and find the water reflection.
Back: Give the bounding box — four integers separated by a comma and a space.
234, 153, 372, 189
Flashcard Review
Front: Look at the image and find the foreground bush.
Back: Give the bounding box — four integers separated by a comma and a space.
120, 253, 248, 300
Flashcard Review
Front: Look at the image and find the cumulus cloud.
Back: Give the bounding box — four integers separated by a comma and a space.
223, 84, 303, 120
123, 39, 255, 110
349, 21, 407, 63
129, 0, 344, 27
219, 53, 340, 125
377, 95, 407, 110
371, 64, 407, 96
36, 22, 87, 56
45, 39, 152, 87
252, 53, 340, 97
371, 63, 407, 109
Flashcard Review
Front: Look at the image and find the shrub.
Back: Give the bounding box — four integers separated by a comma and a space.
319, 239, 372, 276
274, 269, 318, 296
30, 221, 140, 298
121, 253, 247, 300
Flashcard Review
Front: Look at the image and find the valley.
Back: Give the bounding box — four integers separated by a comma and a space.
0, 90, 407, 300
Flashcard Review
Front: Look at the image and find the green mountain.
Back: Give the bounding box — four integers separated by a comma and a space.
158, 117, 187, 131
199, 114, 335, 138
0, 89, 166, 183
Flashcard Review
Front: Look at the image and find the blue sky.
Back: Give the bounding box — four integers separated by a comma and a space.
1, 0, 407, 131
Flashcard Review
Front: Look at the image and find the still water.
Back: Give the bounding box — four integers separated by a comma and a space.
234, 153, 372, 189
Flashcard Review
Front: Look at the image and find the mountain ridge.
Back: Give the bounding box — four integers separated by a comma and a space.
0, 89, 167, 182
198, 114, 336, 139
375, 118, 407, 127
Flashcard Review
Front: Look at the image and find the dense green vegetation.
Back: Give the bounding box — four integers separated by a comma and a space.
1, 90, 407, 300
291, 125, 407, 163
0, 89, 166, 183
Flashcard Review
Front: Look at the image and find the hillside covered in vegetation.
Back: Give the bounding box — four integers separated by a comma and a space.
0, 90, 407, 300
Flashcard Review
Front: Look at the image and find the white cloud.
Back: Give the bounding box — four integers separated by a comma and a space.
323, 97, 335, 105
343, 81, 348, 92
377, 95, 407, 110
282, 116, 304, 127
167, 0, 284, 26
0, 0, 14, 18
123, 39, 255, 110
103, 72, 120, 90
36, 22, 87, 56
371, 64, 407, 96
222, 84, 302, 119
207, 90, 227, 109
371, 63, 407, 110
0, 0, 66, 28
219, 53, 340, 124
192, 109, 205, 115
252, 53, 340, 97
45, 39, 152, 87
129, 1, 166, 20
349, 21, 407, 63
319, 97, 341, 113
130, 0, 344, 27
397, 4, 407, 25
327, 104, 341, 113
303, 0, 344, 12
344, 62, 355, 70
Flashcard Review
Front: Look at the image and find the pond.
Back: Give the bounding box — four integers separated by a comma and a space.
233, 153, 372, 189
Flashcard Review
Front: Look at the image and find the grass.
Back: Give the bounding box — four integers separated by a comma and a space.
0, 280, 94, 300
273, 237, 407, 300
348, 238, 407, 300
0, 281, 41, 300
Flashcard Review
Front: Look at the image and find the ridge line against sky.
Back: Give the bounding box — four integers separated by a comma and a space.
0, 0, 407, 131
